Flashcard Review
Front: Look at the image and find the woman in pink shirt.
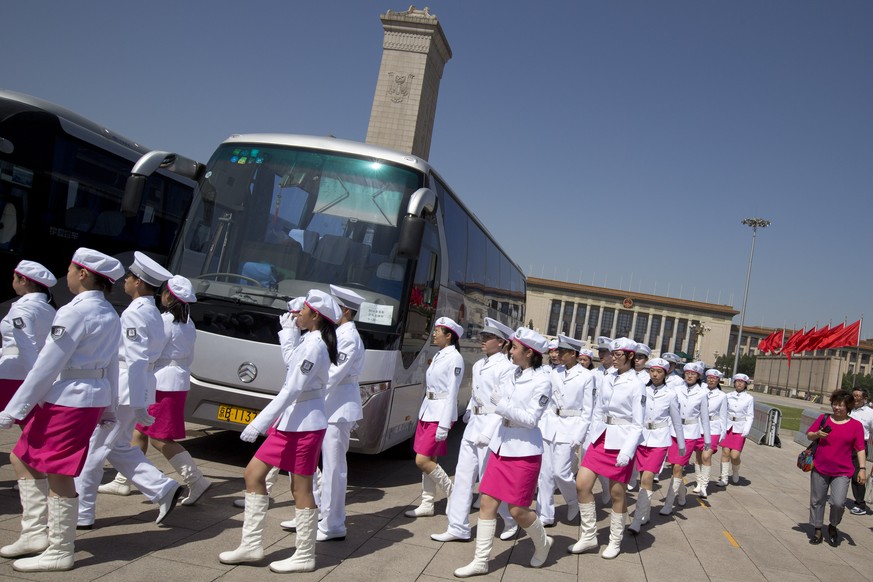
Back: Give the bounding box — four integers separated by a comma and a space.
806, 389, 866, 546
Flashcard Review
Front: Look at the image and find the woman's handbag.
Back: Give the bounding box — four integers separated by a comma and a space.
797, 415, 829, 472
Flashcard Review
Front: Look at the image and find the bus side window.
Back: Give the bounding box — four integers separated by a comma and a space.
401, 221, 439, 369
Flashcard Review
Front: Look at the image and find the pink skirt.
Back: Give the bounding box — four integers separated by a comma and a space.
581, 433, 634, 484
667, 437, 698, 465
12, 403, 103, 476
706, 434, 721, 452
634, 444, 669, 473
255, 427, 326, 476
479, 451, 540, 507
0, 378, 23, 411
413, 420, 448, 457
136, 390, 187, 440
720, 429, 746, 451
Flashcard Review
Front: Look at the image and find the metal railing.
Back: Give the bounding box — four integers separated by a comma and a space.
747, 401, 782, 447
794, 408, 826, 448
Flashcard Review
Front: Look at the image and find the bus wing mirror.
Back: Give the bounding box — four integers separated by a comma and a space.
121, 175, 146, 217
396, 188, 436, 259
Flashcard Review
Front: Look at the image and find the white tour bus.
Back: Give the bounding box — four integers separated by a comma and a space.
125, 134, 525, 454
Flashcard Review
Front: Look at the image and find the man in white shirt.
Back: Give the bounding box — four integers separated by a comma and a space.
849, 388, 873, 515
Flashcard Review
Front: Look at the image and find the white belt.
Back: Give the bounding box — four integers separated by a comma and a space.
502, 418, 524, 428
296, 388, 326, 402
426, 391, 447, 400
154, 358, 183, 369
682, 417, 700, 425
606, 416, 631, 426
645, 420, 668, 430
556, 408, 583, 418
730, 415, 747, 421
59, 368, 107, 380
709, 414, 718, 420
1, 346, 19, 356
119, 360, 156, 372
473, 405, 496, 415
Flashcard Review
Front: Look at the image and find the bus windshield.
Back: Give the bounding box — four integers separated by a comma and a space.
174, 143, 425, 328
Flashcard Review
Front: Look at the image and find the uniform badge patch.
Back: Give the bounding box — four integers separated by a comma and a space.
126, 328, 138, 340
338, 352, 348, 363
538, 395, 549, 407
300, 360, 314, 374
51, 326, 66, 339
12, 318, 24, 329
454, 367, 461, 376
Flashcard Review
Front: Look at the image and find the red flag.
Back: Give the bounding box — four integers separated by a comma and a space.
757, 329, 782, 354
780, 328, 805, 365
798, 326, 831, 353
817, 323, 843, 350
770, 329, 785, 353
822, 320, 861, 349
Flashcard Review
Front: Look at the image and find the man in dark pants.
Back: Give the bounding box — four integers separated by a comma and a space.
849, 388, 873, 515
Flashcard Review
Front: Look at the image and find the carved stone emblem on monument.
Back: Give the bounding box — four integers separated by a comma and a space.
388, 72, 414, 103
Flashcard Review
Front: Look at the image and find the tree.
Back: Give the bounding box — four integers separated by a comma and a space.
714, 353, 757, 377
842, 372, 873, 392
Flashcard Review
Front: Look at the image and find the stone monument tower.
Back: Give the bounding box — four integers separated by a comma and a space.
365, 6, 452, 161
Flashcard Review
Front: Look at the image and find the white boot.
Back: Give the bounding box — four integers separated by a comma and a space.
219, 492, 269, 564
454, 518, 495, 577
600, 511, 626, 559
691, 463, 702, 494
405, 473, 436, 517
429, 464, 454, 508
731, 462, 740, 484
97, 473, 131, 496
168, 451, 212, 506
269, 507, 317, 573
659, 477, 680, 516
568, 502, 598, 554
698, 465, 710, 498
525, 517, 553, 568
628, 489, 652, 535
1, 479, 49, 558
716, 462, 731, 487
234, 466, 278, 509
677, 477, 687, 506
12, 496, 77, 572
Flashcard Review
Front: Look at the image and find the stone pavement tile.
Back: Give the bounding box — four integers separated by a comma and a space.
760, 568, 823, 582
95, 555, 228, 581
375, 512, 457, 549
637, 547, 709, 581
501, 562, 578, 582
307, 512, 392, 560
562, 553, 645, 582
801, 558, 866, 580
504, 532, 578, 572
736, 532, 817, 576
346, 481, 424, 519
422, 535, 513, 580
831, 542, 873, 580
319, 536, 438, 582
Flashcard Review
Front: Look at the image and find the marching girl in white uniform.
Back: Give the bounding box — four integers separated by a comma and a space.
0, 261, 57, 413
695, 369, 727, 498
537, 334, 595, 527
406, 317, 464, 518
432, 317, 518, 543
314, 284, 366, 541
220, 289, 340, 573
717, 373, 755, 486
125, 275, 211, 505
577, 348, 596, 370
660, 362, 711, 516
592, 336, 614, 503
570, 337, 644, 560
454, 327, 554, 577
628, 358, 683, 534
76, 253, 181, 528
0, 248, 123, 572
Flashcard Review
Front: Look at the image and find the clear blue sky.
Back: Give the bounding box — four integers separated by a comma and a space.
4, 1, 872, 333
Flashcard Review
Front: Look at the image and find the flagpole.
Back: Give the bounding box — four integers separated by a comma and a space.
853, 314, 864, 389
733, 218, 771, 377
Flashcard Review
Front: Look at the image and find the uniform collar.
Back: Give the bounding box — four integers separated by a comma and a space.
17, 292, 47, 303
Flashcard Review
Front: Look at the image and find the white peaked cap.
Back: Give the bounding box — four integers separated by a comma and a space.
129, 251, 172, 287
434, 317, 463, 338
482, 317, 513, 340
330, 284, 365, 310
513, 327, 549, 355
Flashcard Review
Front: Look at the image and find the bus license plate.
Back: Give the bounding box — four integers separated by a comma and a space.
217, 404, 259, 425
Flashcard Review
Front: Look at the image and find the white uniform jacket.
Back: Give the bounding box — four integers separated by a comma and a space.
636, 369, 650, 384
488, 365, 551, 457
117, 296, 165, 408
640, 382, 683, 448
278, 322, 302, 367
153, 313, 196, 392
251, 329, 329, 433
725, 391, 754, 437
587, 368, 645, 460
666, 373, 684, 390
0, 292, 56, 380
673, 383, 711, 445
464, 352, 515, 443
542, 364, 595, 444
418, 345, 464, 430
324, 321, 364, 423
5, 290, 120, 419
706, 388, 728, 440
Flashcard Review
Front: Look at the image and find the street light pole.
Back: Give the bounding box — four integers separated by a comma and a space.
733, 218, 770, 378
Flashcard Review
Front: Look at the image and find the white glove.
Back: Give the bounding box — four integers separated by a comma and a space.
570, 438, 582, 449
475, 433, 490, 447
0, 411, 14, 430
133, 407, 155, 427
279, 312, 295, 329
463, 409, 472, 423
615, 452, 631, 467
240, 424, 261, 443
435, 425, 449, 441
99, 408, 117, 428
